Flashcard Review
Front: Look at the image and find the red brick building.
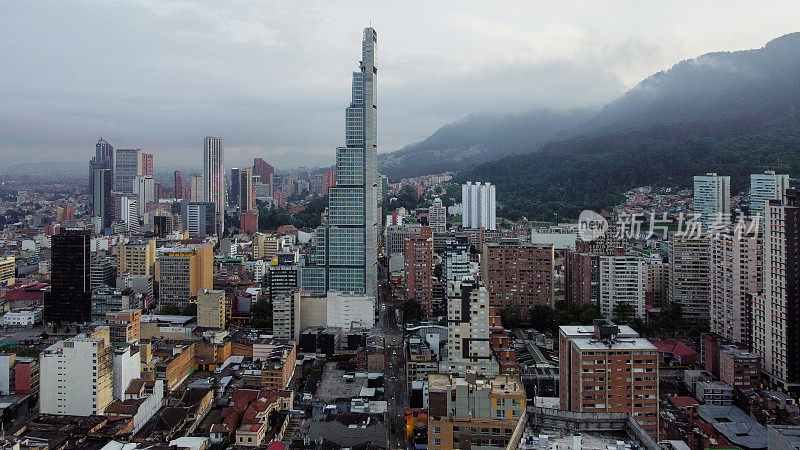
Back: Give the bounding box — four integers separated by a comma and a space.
481, 241, 554, 315
564, 241, 599, 307
240, 211, 258, 234
405, 227, 434, 317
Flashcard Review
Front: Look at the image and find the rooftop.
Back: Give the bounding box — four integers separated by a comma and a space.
697, 405, 766, 449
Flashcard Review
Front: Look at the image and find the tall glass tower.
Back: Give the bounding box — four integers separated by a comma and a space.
318, 28, 378, 297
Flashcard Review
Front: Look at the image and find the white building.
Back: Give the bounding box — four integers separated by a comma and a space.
40, 334, 113, 416
106, 379, 164, 434
428, 197, 446, 234
273, 291, 375, 342
750, 171, 789, 226
599, 255, 647, 320
462, 182, 496, 230
441, 277, 498, 377
190, 174, 204, 202
113, 346, 140, 400
203, 136, 225, 234
133, 175, 155, 215
693, 173, 730, 231
0, 354, 14, 395
3, 307, 43, 326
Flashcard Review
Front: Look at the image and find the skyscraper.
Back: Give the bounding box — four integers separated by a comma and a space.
93, 168, 113, 229
253, 158, 274, 196
462, 181, 496, 230
316, 27, 378, 296
44, 228, 92, 324
141, 153, 154, 176
693, 173, 730, 231
750, 170, 789, 226
230, 167, 241, 208
203, 136, 225, 234
90, 138, 114, 217
668, 232, 711, 325
115, 148, 142, 194
173, 170, 183, 199
238, 167, 254, 212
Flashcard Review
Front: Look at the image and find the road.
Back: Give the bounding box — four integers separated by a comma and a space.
379, 257, 408, 450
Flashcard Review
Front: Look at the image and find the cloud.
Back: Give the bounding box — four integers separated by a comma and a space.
0, 0, 798, 170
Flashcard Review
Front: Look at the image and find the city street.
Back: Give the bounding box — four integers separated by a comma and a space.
379, 258, 408, 450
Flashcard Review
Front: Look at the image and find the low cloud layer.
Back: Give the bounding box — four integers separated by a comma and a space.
1, 1, 798, 169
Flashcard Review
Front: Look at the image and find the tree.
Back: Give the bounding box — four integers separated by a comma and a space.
612, 302, 636, 325
529, 305, 555, 333
159, 305, 180, 315
401, 300, 422, 325
500, 305, 522, 329
251, 298, 272, 330
183, 303, 198, 316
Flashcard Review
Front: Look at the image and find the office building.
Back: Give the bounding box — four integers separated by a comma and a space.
90, 138, 114, 217
158, 245, 214, 308
599, 254, 647, 320
462, 182, 496, 230
710, 223, 762, 345
230, 167, 240, 207
481, 241, 554, 314
405, 227, 434, 317
268, 259, 299, 301
203, 136, 225, 234
0, 354, 14, 395
90, 256, 118, 289
429, 197, 446, 234
174, 170, 183, 199
253, 158, 274, 195
182, 201, 217, 238
44, 229, 92, 324
753, 189, 800, 394
190, 174, 204, 202
693, 173, 731, 231
133, 175, 154, 214
442, 278, 498, 377
559, 320, 659, 438
253, 233, 278, 260
719, 345, 760, 390
118, 239, 156, 276
91, 288, 138, 320
386, 224, 425, 255
115, 148, 142, 194
314, 28, 378, 297
669, 232, 711, 325
141, 152, 153, 176
93, 168, 114, 229
238, 167, 254, 212
40, 332, 114, 416
427, 374, 525, 450
197, 288, 225, 330
441, 236, 473, 307
750, 171, 789, 226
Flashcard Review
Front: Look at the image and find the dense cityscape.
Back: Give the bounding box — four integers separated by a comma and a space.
3, 4, 800, 450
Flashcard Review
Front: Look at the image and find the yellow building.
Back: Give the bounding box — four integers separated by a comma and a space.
0, 255, 14, 287
197, 288, 226, 330
118, 239, 156, 276
252, 233, 278, 261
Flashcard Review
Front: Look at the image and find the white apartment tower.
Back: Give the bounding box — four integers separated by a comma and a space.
441, 277, 498, 377
750, 171, 789, 226
203, 136, 225, 234
693, 173, 730, 231
599, 255, 647, 320
429, 197, 447, 234
462, 182, 496, 230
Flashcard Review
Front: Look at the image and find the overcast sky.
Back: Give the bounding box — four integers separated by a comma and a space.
2, 1, 799, 170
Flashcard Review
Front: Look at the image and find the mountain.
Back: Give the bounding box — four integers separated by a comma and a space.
456, 33, 800, 220
378, 109, 594, 179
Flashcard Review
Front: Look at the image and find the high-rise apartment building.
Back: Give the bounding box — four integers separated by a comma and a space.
93, 168, 114, 229
157, 245, 213, 308
442, 278, 498, 377
197, 288, 226, 330
115, 148, 143, 194
442, 236, 472, 297
710, 223, 762, 345
203, 136, 225, 234
238, 167, 254, 212
118, 239, 156, 276
599, 254, 647, 320
693, 173, 731, 231
462, 182, 496, 230
429, 197, 446, 234
141, 153, 153, 176
669, 232, 711, 325
105, 309, 142, 344
564, 242, 600, 307
753, 189, 800, 394
315, 28, 379, 296
481, 241, 554, 314
750, 170, 789, 226
321, 169, 336, 196
559, 320, 659, 438
40, 333, 113, 416
44, 229, 92, 324
173, 170, 183, 199
405, 227, 434, 317
427, 374, 525, 450
645, 260, 669, 308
